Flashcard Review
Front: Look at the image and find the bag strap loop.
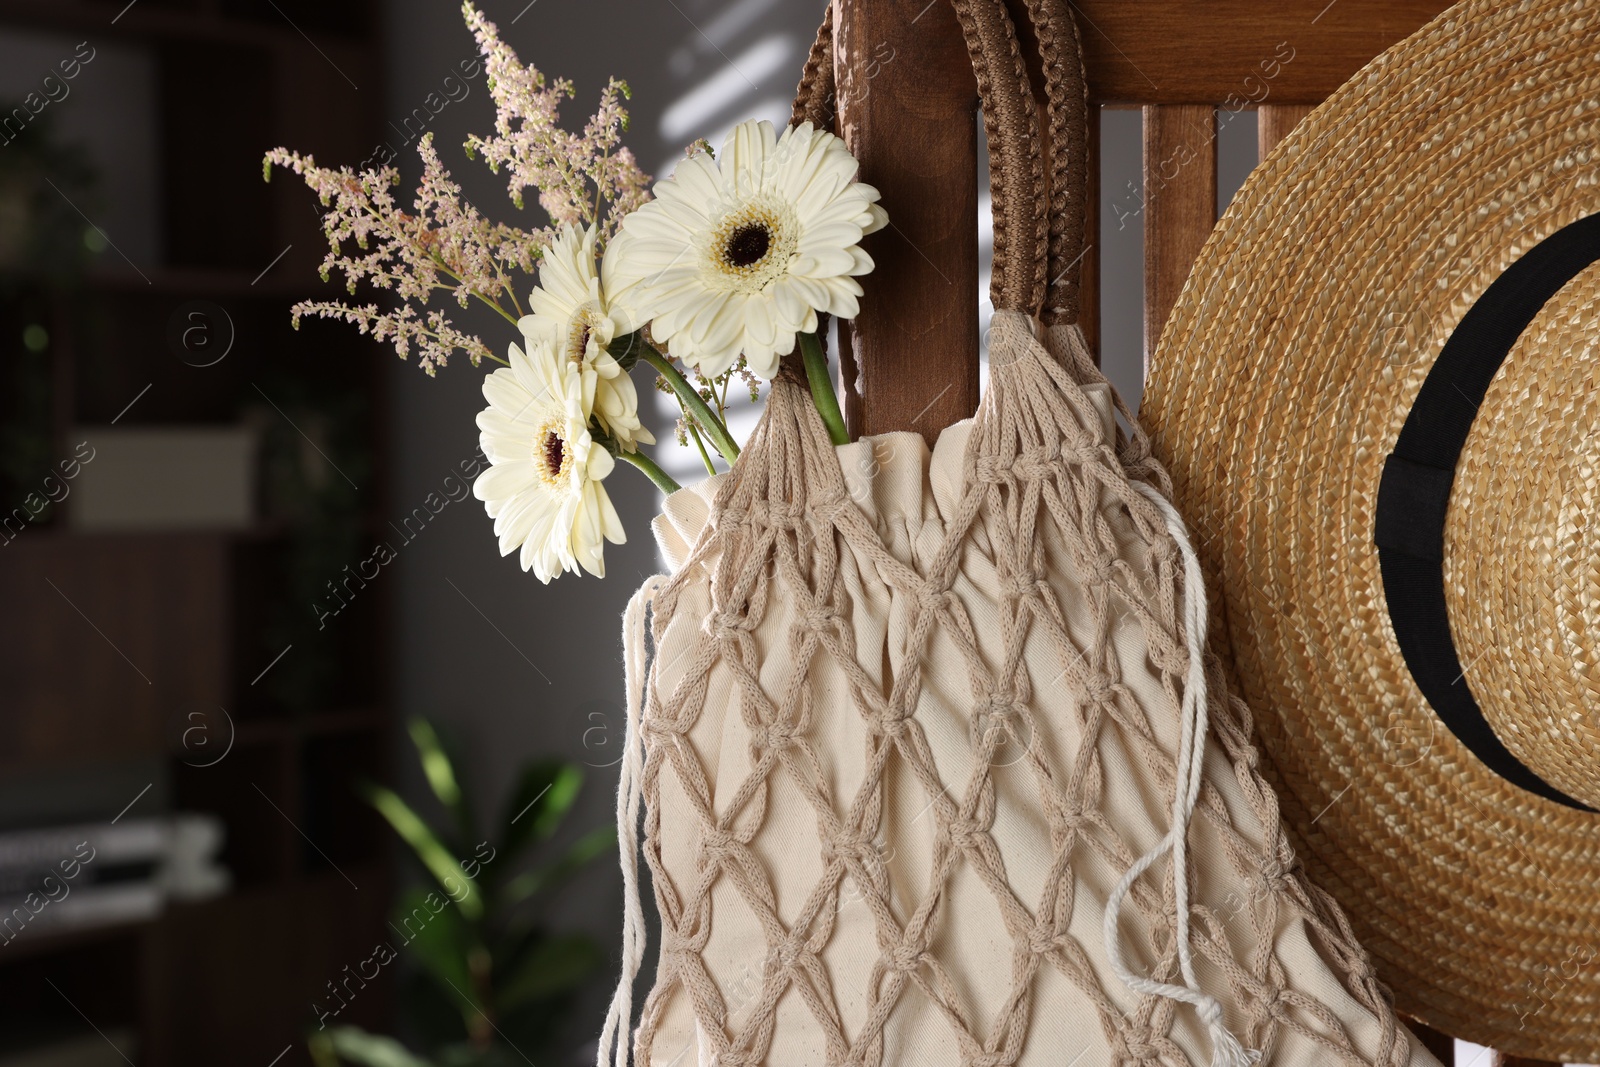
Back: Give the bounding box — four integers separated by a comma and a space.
1018, 0, 1090, 325
789, 0, 1089, 323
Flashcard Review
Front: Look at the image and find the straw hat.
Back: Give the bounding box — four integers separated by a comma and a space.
1139, 0, 1600, 1059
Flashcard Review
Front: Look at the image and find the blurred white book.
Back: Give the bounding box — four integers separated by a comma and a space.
0, 814, 230, 940
0, 1029, 136, 1067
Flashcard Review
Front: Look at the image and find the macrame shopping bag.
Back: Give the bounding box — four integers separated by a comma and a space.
602, 2, 1440, 1064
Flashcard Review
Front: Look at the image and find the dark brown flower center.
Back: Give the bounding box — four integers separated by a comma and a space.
724, 223, 771, 268
542, 430, 566, 477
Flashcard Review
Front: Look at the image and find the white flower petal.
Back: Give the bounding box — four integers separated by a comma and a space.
606, 116, 884, 380
468, 323, 624, 582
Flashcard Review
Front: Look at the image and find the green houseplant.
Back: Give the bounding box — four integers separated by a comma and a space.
309, 718, 614, 1066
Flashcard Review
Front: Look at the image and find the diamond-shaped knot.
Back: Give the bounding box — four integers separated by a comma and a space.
973, 697, 1019, 749
700, 826, 736, 859
773, 932, 805, 970
749, 720, 795, 753
999, 571, 1043, 600
812, 491, 847, 525
1113, 1025, 1161, 1063
1027, 921, 1058, 955
642, 717, 687, 743
1073, 437, 1110, 469
973, 456, 1016, 485
919, 587, 962, 619
1146, 636, 1189, 676
1258, 850, 1291, 893
1259, 983, 1288, 1022
710, 610, 757, 639
1014, 442, 1062, 480
983, 688, 1017, 716
1091, 549, 1121, 585
944, 816, 985, 849
821, 830, 868, 864
867, 704, 913, 740
1080, 668, 1117, 707
753, 499, 804, 530
793, 602, 837, 636
888, 941, 922, 974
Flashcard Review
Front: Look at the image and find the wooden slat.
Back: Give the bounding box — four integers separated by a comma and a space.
1492, 1054, 1562, 1067
1407, 1020, 1456, 1064
1258, 103, 1315, 160
0, 533, 230, 773
1079, 105, 1101, 360
1069, 0, 1451, 103
1141, 104, 1217, 372
834, 0, 979, 442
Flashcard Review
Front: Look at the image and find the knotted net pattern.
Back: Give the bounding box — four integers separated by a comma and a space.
624, 314, 1412, 1067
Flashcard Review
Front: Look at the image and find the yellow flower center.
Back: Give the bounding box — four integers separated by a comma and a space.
706, 196, 796, 293
536, 420, 571, 486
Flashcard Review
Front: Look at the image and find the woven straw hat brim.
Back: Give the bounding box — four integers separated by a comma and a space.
1140, 0, 1600, 1059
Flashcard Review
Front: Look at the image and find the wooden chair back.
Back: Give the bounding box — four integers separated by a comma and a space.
831, 1, 1557, 1063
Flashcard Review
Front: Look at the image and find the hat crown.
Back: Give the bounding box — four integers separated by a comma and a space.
1446, 260, 1600, 808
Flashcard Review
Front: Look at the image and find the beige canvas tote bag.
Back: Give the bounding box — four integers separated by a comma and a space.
599, 2, 1441, 1064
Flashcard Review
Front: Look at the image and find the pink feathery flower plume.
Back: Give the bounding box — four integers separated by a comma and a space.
461, 0, 650, 241
264, 135, 545, 374
262, 1, 651, 375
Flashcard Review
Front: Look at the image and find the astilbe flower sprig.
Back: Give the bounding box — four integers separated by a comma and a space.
262, 3, 650, 377
264, 133, 548, 375
461, 0, 649, 241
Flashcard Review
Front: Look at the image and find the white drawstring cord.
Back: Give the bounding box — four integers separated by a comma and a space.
598, 576, 659, 1067
1103, 483, 1260, 1067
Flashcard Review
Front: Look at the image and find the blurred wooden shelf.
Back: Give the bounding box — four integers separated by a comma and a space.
0, 0, 389, 1061
0, 917, 149, 964
0, 0, 378, 47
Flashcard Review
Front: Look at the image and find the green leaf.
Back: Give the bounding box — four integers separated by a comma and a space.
361, 782, 484, 920
497, 825, 615, 911
311, 1026, 435, 1067
493, 934, 604, 1013
499, 761, 583, 860
389, 887, 477, 1011
434, 1044, 526, 1067
407, 717, 469, 836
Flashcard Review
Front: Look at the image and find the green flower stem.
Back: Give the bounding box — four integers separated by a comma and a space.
685, 419, 718, 478
640, 348, 741, 462
800, 330, 849, 446
617, 449, 681, 494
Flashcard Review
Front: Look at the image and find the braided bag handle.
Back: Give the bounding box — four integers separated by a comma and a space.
790, 0, 1088, 324
790, 0, 1048, 315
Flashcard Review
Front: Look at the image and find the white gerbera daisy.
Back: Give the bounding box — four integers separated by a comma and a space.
473, 336, 624, 582
603, 119, 887, 379
520, 223, 654, 452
